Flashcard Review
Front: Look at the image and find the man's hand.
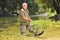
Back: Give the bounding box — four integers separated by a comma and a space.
28, 19, 32, 22
22, 16, 32, 22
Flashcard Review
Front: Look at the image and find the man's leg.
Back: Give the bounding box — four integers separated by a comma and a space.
20, 23, 26, 35
26, 24, 35, 34
26, 23, 44, 36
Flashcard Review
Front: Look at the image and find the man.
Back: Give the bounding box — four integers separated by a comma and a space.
20, 3, 44, 36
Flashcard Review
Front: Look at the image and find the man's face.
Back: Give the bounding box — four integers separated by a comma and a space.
22, 3, 28, 10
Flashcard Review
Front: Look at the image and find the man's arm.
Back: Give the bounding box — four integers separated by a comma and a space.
21, 16, 32, 22
20, 10, 32, 22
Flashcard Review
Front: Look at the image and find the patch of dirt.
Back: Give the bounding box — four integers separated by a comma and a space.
46, 37, 60, 40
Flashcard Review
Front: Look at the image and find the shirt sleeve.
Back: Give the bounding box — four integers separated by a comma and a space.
20, 11, 24, 17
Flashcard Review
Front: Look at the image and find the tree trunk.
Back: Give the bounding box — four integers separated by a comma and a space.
55, 5, 60, 20
52, 0, 60, 21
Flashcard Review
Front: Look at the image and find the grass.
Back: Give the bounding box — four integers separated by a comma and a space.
0, 17, 60, 40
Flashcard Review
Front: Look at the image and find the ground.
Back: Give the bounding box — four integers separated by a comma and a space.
0, 17, 60, 40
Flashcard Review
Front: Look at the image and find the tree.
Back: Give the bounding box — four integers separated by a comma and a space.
0, 0, 5, 16
39, 0, 60, 21
0, 0, 18, 17
0, 0, 39, 16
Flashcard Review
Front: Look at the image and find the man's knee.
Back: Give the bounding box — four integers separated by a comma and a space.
29, 30, 34, 33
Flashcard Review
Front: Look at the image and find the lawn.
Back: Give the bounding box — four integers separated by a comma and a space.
0, 17, 60, 40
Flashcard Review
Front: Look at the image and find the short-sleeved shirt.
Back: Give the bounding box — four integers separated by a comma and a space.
20, 8, 30, 23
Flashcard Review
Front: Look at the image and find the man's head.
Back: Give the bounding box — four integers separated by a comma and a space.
22, 3, 28, 10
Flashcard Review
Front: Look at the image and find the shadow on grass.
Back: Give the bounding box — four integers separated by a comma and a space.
26, 34, 33, 37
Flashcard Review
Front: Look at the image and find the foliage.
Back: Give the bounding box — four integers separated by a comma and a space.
38, 0, 60, 21
39, 0, 60, 14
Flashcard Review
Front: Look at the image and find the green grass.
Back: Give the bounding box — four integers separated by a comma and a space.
0, 17, 60, 40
